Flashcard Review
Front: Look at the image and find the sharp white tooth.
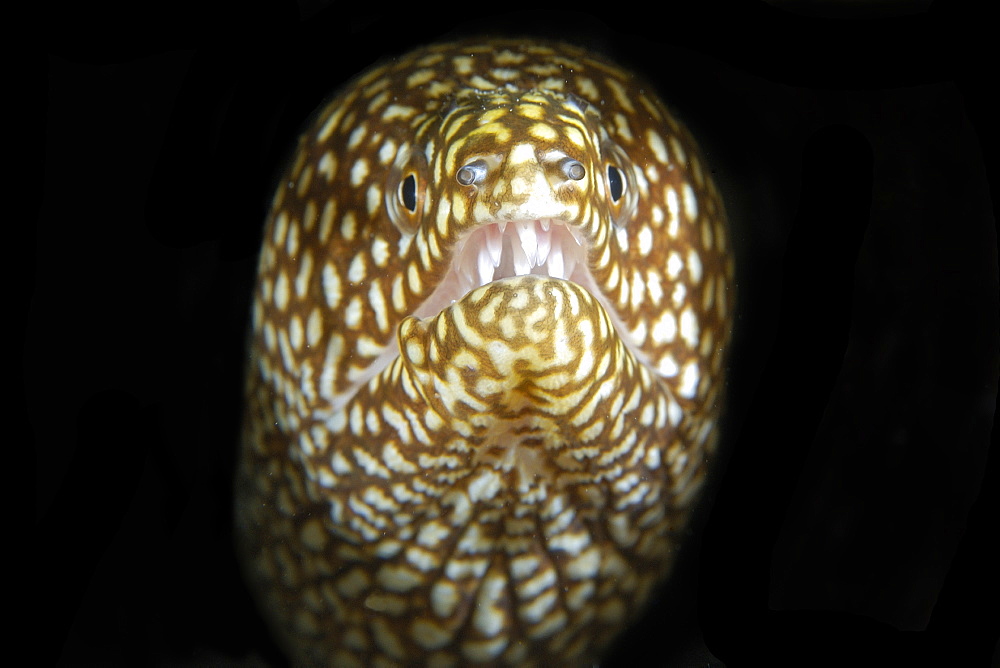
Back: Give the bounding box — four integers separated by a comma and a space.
460, 251, 477, 287
477, 248, 494, 285
511, 237, 531, 276
541, 219, 550, 232
568, 225, 585, 246
563, 250, 577, 279
517, 221, 537, 267
486, 225, 503, 266
497, 221, 507, 234
537, 226, 551, 265
451, 265, 470, 296
547, 247, 564, 278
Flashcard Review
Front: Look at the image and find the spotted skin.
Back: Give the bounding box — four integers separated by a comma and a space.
237, 39, 734, 666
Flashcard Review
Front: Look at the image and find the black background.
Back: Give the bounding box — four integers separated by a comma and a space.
32, 2, 997, 666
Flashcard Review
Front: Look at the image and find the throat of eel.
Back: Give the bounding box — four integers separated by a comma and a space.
326, 217, 655, 413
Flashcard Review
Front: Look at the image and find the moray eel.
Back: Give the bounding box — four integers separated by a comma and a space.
236, 39, 734, 666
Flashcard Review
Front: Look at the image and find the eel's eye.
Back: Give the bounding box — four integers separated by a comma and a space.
386, 144, 427, 235
563, 159, 586, 181
601, 139, 638, 228
607, 164, 626, 202
399, 173, 418, 213
457, 159, 489, 186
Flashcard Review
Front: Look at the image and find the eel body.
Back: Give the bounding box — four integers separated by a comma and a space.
237, 39, 734, 666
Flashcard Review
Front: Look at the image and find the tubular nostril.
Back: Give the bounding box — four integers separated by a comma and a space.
457, 159, 489, 186
563, 160, 586, 181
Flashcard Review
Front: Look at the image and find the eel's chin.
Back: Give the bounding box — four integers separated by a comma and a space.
397, 274, 640, 486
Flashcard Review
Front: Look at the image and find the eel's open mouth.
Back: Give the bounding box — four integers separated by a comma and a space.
330, 219, 651, 411
411, 220, 589, 320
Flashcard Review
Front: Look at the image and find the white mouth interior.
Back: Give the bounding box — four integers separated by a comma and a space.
412, 220, 589, 319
